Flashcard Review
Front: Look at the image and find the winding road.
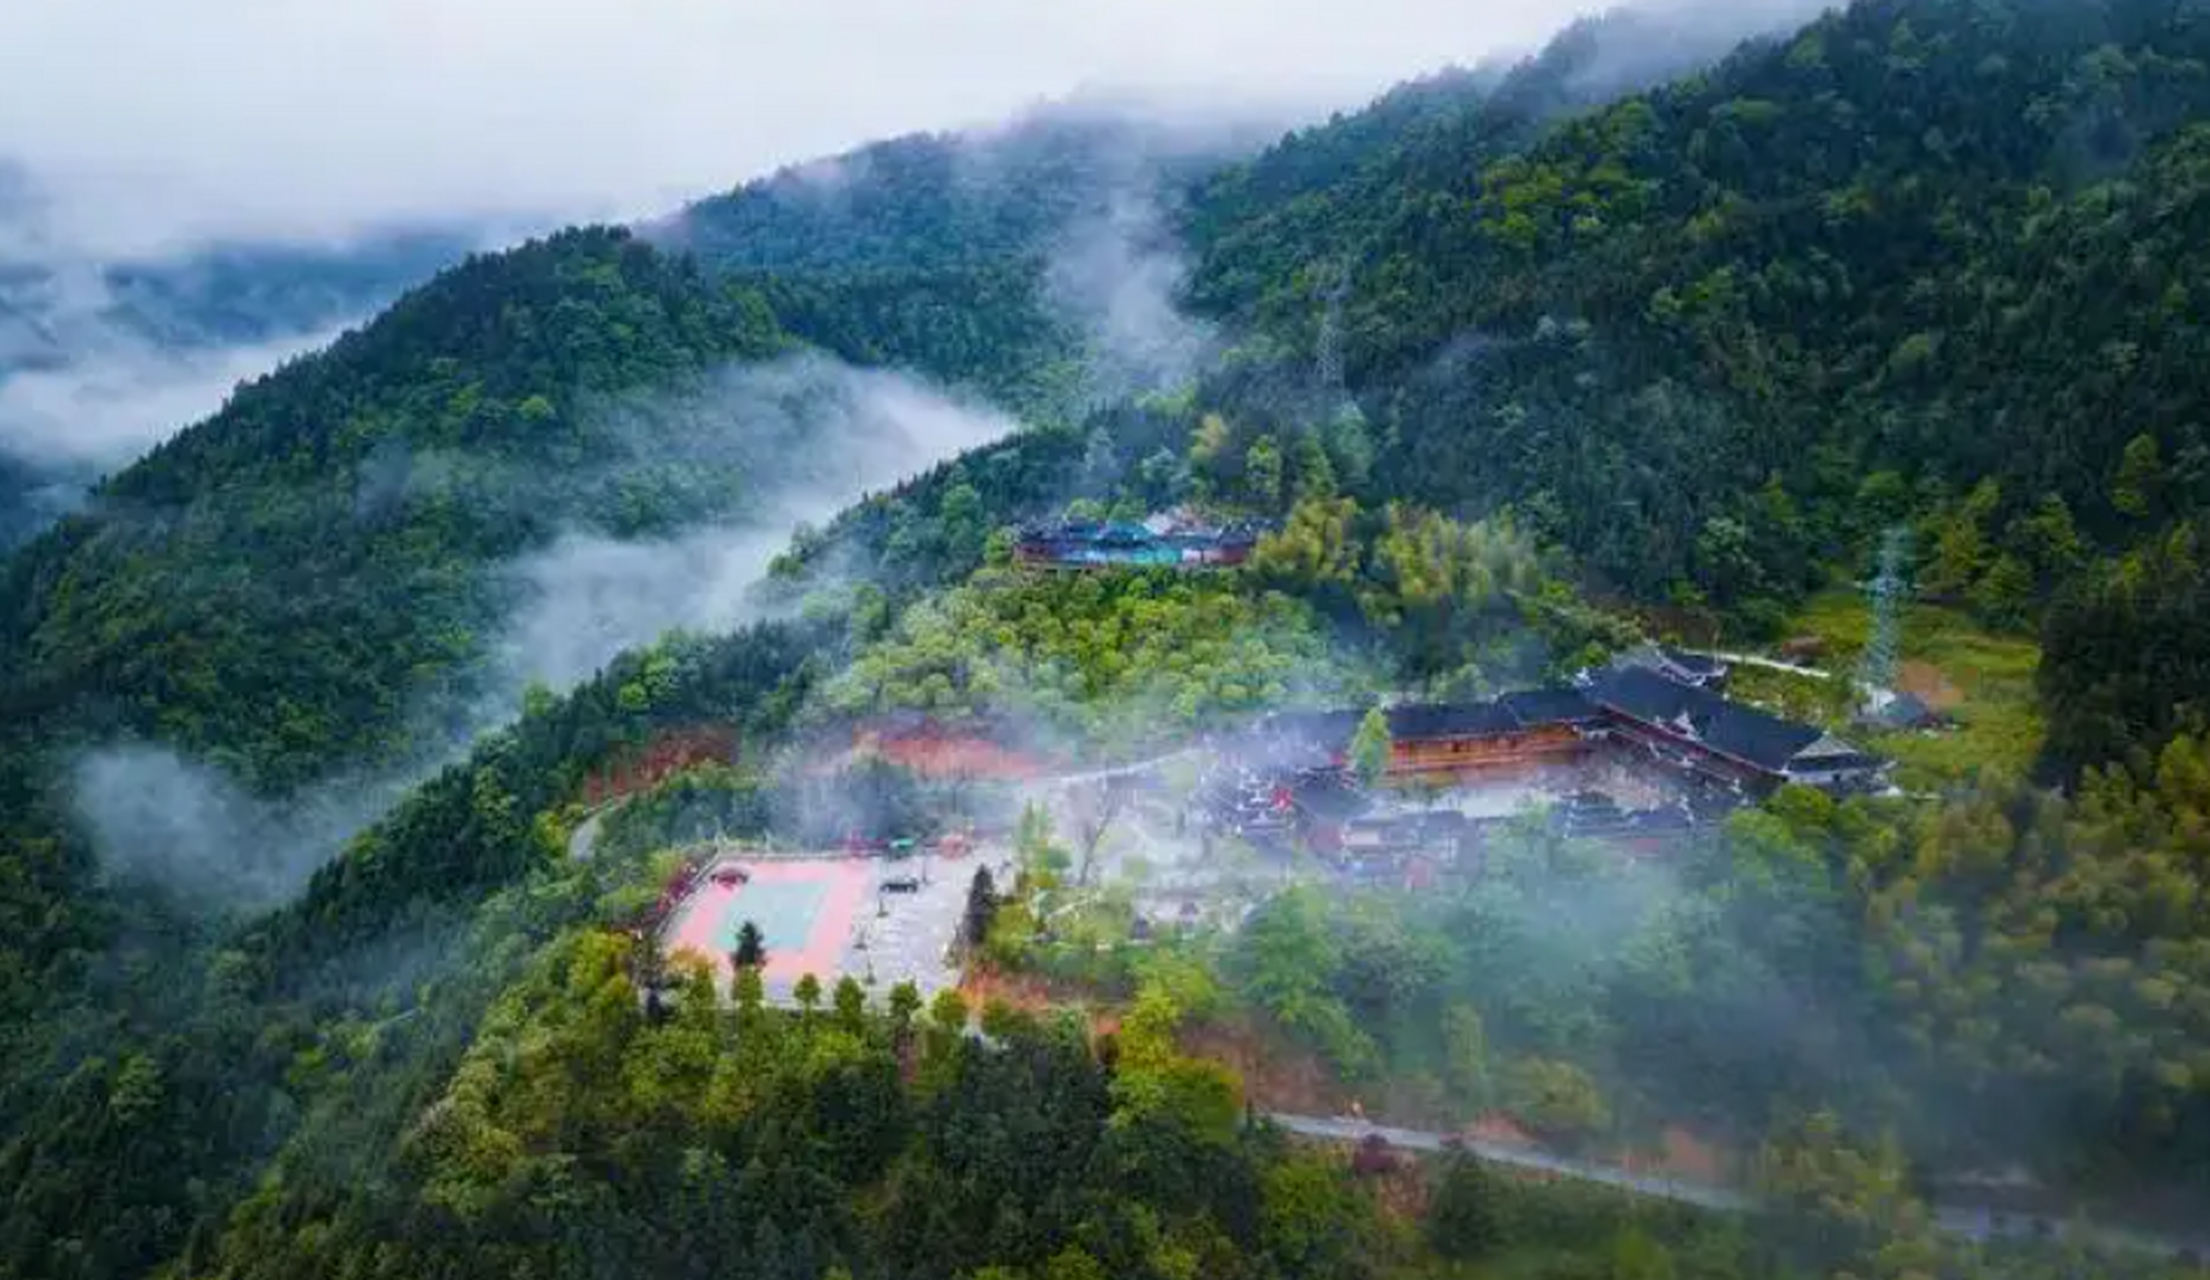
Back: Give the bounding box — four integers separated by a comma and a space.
1267, 1114, 1747, 1209
1048, 746, 1204, 788
1265, 1112, 2206, 1260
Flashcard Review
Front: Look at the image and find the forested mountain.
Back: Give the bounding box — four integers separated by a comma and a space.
1186, 2, 1825, 313
655, 108, 1273, 414
660, 108, 1258, 275
0, 111, 1266, 798
0, 228, 793, 791
10, 2, 2210, 1278
1191, 0, 2196, 563
1174, 0, 2210, 768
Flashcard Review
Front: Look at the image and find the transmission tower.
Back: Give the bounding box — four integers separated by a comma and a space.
1858, 525, 1912, 694
1316, 259, 1352, 392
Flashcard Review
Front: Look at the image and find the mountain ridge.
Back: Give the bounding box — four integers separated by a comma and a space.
8, 4, 2210, 1277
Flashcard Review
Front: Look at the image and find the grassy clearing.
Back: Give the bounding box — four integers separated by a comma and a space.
1779, 589, 2044, 788
1725, 663, 1855, 729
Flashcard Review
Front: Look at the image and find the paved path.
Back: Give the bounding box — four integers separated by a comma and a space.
567, 806, 610, 862
1708, 650, 1836, 681
1049, 747, 1203, 788
1265, 1113, 2205, 1259
1266, 1113, 1746, 1212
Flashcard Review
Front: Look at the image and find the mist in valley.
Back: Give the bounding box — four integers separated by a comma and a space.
1046, 188, 1221, 404
69, 743, 420, 911
58, 351, 1019, 907
495, 354, 1019, 693
0, 167, 484, 544
23, 0, 1913, 983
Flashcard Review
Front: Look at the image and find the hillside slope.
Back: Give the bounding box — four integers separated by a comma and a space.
13, 5, 2210, 1278
0, 112, 1266, 797
1189, 0, 2210, 617
0, 228, 789, 790
657, 109, 1271, 414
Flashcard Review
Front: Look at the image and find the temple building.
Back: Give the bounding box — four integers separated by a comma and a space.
1582, 665, 1887, 796
1013, 512, 1268, 569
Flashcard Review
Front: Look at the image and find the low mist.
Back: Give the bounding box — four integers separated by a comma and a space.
70, 744, 411, 910
64, 354, 1013, 905
1531, 0, 1839, 104
496, 354, 1017, 694
1047, 190, 1219, 402
0, 320, 345, 470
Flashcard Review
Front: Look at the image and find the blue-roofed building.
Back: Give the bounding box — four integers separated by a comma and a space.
1014, 512, 1267, 569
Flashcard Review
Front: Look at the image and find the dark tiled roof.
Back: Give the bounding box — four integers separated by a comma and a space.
1019, 515, 1270, 553
1290, 774, 1372, 822
1237, 709, 1362, 768
1589, 667, 1827, 773
1872, 691, 1937, 728
1785, 749, 1886, 775
1018, 519, 1104, 540
1589, 665, 1701, 723
1386, 701, 1520, 739
1500, 687, 1601, 727
1611, 644, 1727, 685
1695, 703, 1825, 772
1247, 693, 1587, 759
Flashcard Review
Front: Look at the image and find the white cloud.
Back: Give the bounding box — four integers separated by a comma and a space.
71, 742, 405, 907
1046, 191, 1218, 402
0, 0, 1603, 256
0, 321, 343, 468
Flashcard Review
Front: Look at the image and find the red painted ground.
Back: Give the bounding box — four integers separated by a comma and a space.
869, 732, 1048, 780
583, 726, 739, 805
810, 720, 1054, 781
666, 860, 870, 990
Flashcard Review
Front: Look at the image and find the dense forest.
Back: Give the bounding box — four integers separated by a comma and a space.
653, 110, 1260, 417
0, 229, 791, 788
8, 1, 2210, 1277
1193, 0, 2210, 778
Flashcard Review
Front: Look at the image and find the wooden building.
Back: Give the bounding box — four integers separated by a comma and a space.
1239, 688, 1605, 781
1388, 690, 1608, 777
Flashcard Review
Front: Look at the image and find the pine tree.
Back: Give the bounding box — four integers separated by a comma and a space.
1245, 434, 1285, 513
1350, 706, 1392, 786
733, 965, 765, 1015
888, 981, 922, 1040
833, 975, 867, 1032
962, 866, 999, 953
732, 919, 766, 970
1428, 1156, 1506, 1261
2115, 432, 2165, 519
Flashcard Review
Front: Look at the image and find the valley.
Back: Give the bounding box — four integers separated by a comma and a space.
8, 2, 2210, 1279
